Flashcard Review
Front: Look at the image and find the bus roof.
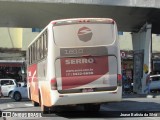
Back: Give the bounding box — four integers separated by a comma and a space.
28, 18, 115, 48
50, 18, 115, 26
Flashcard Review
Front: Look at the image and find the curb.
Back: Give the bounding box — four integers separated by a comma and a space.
146, 94, 160, 98
123, 93, 160, 98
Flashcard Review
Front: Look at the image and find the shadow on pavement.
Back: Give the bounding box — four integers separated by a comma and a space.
43, 100, 160, 118
123, 92, 160, 98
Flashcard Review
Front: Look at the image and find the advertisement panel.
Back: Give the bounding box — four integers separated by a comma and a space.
60, 56, 108, 90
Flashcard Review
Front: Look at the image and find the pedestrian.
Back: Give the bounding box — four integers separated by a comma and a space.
0, 82, 3, 98
122, 71, 127, 94
144, 71, 152, 94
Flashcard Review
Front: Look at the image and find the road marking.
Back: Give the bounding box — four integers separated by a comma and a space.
101, 106, 114, 111
25, 103, 33, 106
7, 104, 14, 108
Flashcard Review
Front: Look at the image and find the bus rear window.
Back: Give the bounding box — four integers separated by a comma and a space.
53, 24, 115, 47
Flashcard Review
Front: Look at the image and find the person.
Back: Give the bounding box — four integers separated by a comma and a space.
122, 71, 128, 94
0, 82, 3, 98
144, 71, 152, 94
122, 71, 130, 94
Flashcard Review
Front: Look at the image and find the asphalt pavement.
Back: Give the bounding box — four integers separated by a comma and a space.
123, 92, 160, 98
1, 92, 160, 119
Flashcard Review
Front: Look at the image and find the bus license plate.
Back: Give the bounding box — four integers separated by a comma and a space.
82, 88, 94, 92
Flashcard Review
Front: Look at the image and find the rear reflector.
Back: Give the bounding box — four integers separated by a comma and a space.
79, 20, 90, 23
111, 92, 117, 94
118, 74, 122, 81
117, 74, 122, 86
51, 78, 57, 90
78, 19, 114, 24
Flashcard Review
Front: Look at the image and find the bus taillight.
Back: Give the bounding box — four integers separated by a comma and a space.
117, 74, 122, 86
51, 78, 57, 90
51, 21, 57, 25
78, 19, 90, 23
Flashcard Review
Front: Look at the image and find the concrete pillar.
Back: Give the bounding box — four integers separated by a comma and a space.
132, 23, 152, 94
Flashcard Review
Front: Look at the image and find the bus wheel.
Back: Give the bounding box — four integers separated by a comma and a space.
41, 104, 50, 114
84, 104, 100, 112
32, 101, 39, 107
50, 106, 57, 113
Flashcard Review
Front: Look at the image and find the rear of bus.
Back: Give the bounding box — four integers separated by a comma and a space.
51, 18, 122, 109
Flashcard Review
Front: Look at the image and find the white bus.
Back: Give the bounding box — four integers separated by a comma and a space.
27, 18, 122, 113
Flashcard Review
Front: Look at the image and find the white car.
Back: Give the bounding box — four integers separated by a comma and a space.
0, 79, 18, 97
11, 83, 28, 101
150, 74, 160, 91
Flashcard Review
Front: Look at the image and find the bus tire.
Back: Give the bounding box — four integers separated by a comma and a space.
84, 104, 100, 112
32, 101, 39, 107
41, 104, 50, 114
50, 106, 57, 113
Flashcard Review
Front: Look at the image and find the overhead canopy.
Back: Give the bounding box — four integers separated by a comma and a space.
0, 0, 160, 33
0, 60, 24, 67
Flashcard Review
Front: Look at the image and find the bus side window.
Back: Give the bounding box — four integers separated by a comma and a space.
40, 36, 44, 59
28, 48, 31, 65
37, 39, 40, 61
32, 43, 35, 63
31, 45, 34, 64
34, 42, 37, 62
44, 31, 48, 57
30, 47, 32, 64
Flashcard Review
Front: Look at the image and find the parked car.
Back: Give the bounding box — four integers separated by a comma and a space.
0, 79, 18, 97
11, 83, 28, 101
150, 74, 160, 91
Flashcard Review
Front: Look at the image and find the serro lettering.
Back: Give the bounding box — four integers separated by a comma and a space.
65, 58, 94, 65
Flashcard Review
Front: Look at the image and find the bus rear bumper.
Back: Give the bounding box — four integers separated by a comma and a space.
51, 87, 122, 106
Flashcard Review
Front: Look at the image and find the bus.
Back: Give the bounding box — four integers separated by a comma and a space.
27, 18, 122, 113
